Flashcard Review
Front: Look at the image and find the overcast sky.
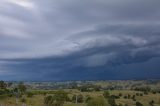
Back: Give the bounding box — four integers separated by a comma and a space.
0, 0, 160, 81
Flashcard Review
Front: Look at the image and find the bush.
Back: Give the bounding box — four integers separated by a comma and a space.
144, 91, 148, 95
131, 95, 136, 101
110, 95, 120, 99
21, 98, 26, 103
108, 96, 117, 106
127, 94, 131, 99
44, 95, 53, 106
136, 93, 140, 96
149, 100, 154, 106
119, 93, 122, 97
124, 96, 128, 99
27, 92, 34, 98
103, 91, 110, 98
54, 90, 70, 102
44, 90, 69, 106
136, 101, 143, 106
151, 91, 157, 94
85, 95, 92, 102
118, 103, 123, 106
140, 93, 143, 96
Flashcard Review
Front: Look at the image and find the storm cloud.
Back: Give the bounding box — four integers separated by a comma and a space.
0, 0, 160, 81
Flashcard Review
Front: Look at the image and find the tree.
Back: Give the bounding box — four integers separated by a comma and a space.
0, 81, 7, 89
18, 82, 26, 94
54, 90, 70, 102
44, 90, 69, 106
72, 94, 84, 103
44, 95, 53, 106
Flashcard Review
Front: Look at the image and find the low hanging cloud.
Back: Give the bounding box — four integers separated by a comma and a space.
0, 0, 160, 80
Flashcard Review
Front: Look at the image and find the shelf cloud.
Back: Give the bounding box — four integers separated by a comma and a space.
0, 0, 160, 80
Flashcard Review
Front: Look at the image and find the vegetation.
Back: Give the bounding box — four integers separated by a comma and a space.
136, 102, 143, 106
0, 80, 160, 106
72, 94, 84, 103
44, 90, 69, 106
87, 97, 107, 106
0, 81, 7, 89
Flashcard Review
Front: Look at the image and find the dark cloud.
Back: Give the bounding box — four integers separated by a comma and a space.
0, 0, 160, 80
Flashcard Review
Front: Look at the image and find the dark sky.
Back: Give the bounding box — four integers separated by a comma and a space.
0, 0, 160, 81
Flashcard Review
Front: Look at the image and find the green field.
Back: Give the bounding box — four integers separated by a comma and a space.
1, 80, 160, 106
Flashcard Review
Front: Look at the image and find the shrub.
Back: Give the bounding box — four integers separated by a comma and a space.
44, 95, 54, 106
118, 103, 122, 106
131, 95, 136, 101
136, 101, 143, 106
127, 94, 131, 99
151, 91, 157, 94
140, 93, 143, 96
124, 96, 128, 99
136, 93, 140, 96
44, 90, 69, 106
21, 98, 26, 103
110, 95, 120, 99
119, 93, 122, 97
144, 91, 148, 95
27, 92, 34, 98
85, 95, 92, 102
103, 91, 110, 98
108, 97, 117, 106
54, 90, 70, 102
149, 100, 154, 106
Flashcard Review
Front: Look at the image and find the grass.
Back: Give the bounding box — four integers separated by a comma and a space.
0, 89, 160, 106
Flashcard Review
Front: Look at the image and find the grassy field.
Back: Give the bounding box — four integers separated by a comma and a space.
0, 89, 160, 106
1, 80, 160, 106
